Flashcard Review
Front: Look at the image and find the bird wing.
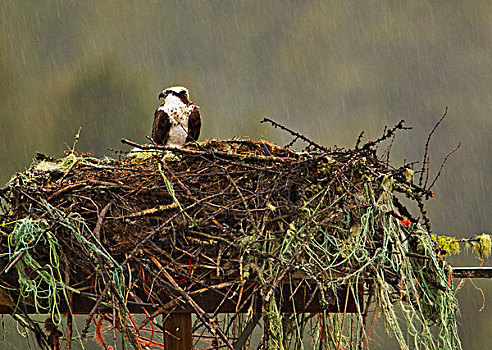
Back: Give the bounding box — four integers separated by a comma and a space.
186, 105, 201, 143
152, 109, 171, 145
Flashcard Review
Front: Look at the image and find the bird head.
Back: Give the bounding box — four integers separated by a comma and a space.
158, 86, 190, 104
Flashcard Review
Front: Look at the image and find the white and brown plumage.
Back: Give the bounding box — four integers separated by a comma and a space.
152, 86, 201, 147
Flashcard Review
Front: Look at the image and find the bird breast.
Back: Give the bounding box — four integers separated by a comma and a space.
161, 103, 192, 125
167, 118, 189, 147
159, 101, 193, 147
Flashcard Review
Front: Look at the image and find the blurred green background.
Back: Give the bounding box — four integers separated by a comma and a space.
0, 0, 490, 348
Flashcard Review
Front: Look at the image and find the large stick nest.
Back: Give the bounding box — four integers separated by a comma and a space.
0, 129, 461, 349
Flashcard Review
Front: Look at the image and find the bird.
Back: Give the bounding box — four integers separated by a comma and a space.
151, 86, 201, 147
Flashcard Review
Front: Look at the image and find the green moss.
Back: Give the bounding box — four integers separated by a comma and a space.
472, 234, 491, 260
432, 234, 460, 256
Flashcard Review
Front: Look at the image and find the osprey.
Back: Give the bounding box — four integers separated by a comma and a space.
152, 86, 201, 147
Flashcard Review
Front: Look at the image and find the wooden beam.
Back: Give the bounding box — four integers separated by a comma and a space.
3, 267, 491, 317
0, 282, 361, 315
452, 267, 492, 279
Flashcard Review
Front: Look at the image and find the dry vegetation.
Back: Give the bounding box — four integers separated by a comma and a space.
0, 121, 462, 349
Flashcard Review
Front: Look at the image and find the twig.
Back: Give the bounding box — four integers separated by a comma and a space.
57, 159, 78, 186
2, 250, 25, 274
94, 203, 112, 242
78, 291, 160, 308
359, 284, 374, 350
113, 202, 178, 220
336, 281, 352, 349
225, 172, 258, 232
264, 267, 292, 303
428, 142, 461, 191
112, 294, 117, 350
361, 120, 410, 150
81, 282, 111, 339
48, 182, 86, 200
146, 258, 235, 350
417, 198, 432, 233
81, 203, 112, 340
136, 281, 235, 331
284, 136, 300, 149
233, 313, 262, 350
121, 138, 297, 163
63, 255, 73, 350
423, 273, 447, 292
355, 131, 364, 149
385, 134, 397, 168
304, 284, 319, 311
11, 311, 51, 350
419, 107, 448, 187
260, 118, 330, 152
121, 192, 225, 268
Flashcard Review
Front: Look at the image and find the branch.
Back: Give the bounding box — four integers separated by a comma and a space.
361, 120, 411, 150
419, 107, 448, 187
147, 258, 235, 349
355, 131, 364, 149
260, 118, 330, 152
121, 138, 296, 163
428, 142, 461, 191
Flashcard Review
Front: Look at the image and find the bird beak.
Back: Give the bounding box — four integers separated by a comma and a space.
158, 92, 165, 99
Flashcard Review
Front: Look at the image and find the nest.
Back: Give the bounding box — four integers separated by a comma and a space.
0, 124, 462, 349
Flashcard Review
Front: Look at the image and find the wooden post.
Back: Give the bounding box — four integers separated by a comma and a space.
164, 313, 193, 350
